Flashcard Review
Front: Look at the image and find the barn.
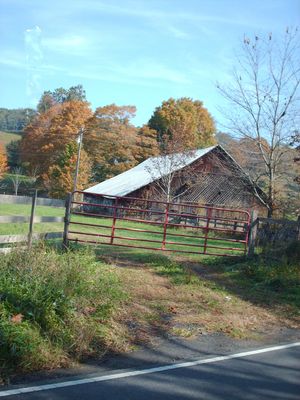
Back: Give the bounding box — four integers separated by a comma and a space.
84, 145, 267, 216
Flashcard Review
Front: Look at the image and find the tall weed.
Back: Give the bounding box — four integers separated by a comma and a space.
0, 245, 125, 378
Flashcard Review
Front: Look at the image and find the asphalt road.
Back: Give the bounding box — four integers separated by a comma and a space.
1, 343, 299, 400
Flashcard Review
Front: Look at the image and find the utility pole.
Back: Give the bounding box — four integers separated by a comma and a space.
73, 127, 83, 192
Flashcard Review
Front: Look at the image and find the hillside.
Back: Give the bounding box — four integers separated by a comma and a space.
0, 130, 22, 151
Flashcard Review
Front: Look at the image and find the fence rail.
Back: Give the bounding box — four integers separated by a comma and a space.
0, 194, 65, 207
0, 192, 64, 253
0, 216, 64, 223
255, 216, 300, 245
0, 232, 62, 245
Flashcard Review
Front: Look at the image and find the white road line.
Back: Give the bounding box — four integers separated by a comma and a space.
0, 342, 299, 397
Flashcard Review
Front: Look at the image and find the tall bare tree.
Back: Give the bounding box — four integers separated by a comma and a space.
9, 167, 23, 195
144, 125, 199, 203
217, 28, 300, 217
291, 130, 300, 185
145, 151, 197, 204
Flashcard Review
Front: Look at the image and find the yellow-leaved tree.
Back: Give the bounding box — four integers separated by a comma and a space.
133, 125, 159, 163
148, 97, 216, 152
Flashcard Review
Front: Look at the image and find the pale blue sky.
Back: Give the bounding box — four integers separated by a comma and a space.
0, 0, 299, 127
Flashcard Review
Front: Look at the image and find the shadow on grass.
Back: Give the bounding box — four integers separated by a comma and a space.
94, 243, 300, 319
66, 241, 300, 321
186, 253, 300, 320
93, 245, 200, 285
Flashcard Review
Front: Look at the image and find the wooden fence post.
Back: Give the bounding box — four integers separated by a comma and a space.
28, 190, 37, 248
110, 197, 119, 245
63, 193, 72, 249
162, 202, 169, 250
203, 207, 212, 254
248, 210, 258, 256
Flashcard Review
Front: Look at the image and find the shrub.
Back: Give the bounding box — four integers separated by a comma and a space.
0, 246, 125, 378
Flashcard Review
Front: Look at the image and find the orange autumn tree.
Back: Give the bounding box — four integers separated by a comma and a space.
85, 104, 138, 181
44, 142, 91, 198
0, 145, 8, 178
85, 105, 160, 182
21, 101, 92, 195
133, 125, 159, 163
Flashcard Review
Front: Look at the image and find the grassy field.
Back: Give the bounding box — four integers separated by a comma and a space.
0, 203, 246, 256
0, 204, 65, 236
0, 131, 22, 150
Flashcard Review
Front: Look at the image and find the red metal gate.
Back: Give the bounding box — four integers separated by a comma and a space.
66, 191, 251, 257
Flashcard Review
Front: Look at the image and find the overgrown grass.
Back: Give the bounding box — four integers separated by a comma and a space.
0, 246, 125, 380
198, 241, 300, 316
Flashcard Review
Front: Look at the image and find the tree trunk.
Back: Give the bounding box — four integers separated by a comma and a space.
267, 169, 275, 218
